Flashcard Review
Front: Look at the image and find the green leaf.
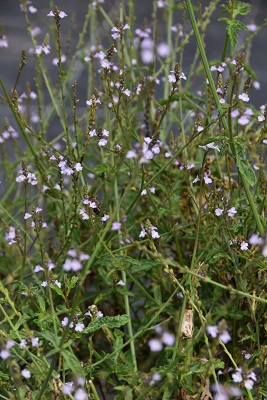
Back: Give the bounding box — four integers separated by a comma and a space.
84, 315, 129, 334
62, 349, 83, 376
39, 331, 60, 347
236, 156, 256, 186
94, 163, 109, 174
233, 1, 251, 18
69, 276, 79, 289
153, 285, 162, 305
219, 18, 247, 50
131, 259, 159, 273
14, 315, 31, 330
50, 283, 66, 300
31, 287, 46, 312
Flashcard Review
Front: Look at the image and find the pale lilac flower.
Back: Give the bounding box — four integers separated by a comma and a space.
97, 311, 104, 318
52, 55, 67, 65
232, 368, 243, 383
62, 317, 74, 329
151, 226, 160, 238
117, 279, 125, 286
140, 38, 154, 64
244, 379, 254, 390
262, 245, 267, 257
31, 337, 39, 347
215, 208, 223, 216
192, 175, 200, 183
240, 241, 248, 251
207, 322, 231, 343
98, 138, 107, 146
32, 26, 41, 37
21, 369, 31, 378
79, 208, 89, 220
99, 129, 108, 137
111, 221, 121, 231
212, 383, 242, 400
6, 340, 15, 349
101, 214, 110, 222
238, 93, 250, 102
149, 372, 161, 386
218, 330, 231, 344
246, 23, 257, 32
0, 349, 10, 359
75, 322, 85, 332
253, 81, 260, 90
5, 226, 17, 245
157, 0, 168, 7
139, 226, 146, 238
74, 163, 82, 171
47, 10, 68, 19
74, 388, 88, 400
258, 115, 265, 122
207, 325, 219, 338
168, 74, 176, 83
161, 332, 175, 346
197, 125, 204, 132
238, 115, 250, 125
24, 213, 32, 220
123, 88, 131, 96
157, 43, 170, 58
0, 35, 8, 48
41, 281, 47, 287
62, 382, 74, 395
54, 280, 61, 288
35, 44, 51, 55
148, 338, 163, 352
203, 172, 212, 184
19, 339, 27, 349
231, 109, 239, 118
63, 258, 82, 272
227, 207, 237, 217
248, 234, 263, 245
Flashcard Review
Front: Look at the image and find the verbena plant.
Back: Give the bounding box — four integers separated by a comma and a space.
0, 0, 267, 399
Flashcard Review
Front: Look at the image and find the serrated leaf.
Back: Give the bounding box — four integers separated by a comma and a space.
233, 1, 251, 18
84, 315, 129, 334
14, 315, 31, 330
219, 18, 247, 50
236, 156, 256, 186
0, 371, 9, 380
94, 163, 109, 174
131, 260, 159, 273
39, 331, 60, 347
153, 285, 162, 305
31, 287, 46, 312
50, 284, 66, 300
69, 276, 79, 289
62, 349, 83, 376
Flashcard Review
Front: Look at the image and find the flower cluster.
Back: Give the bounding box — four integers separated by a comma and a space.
148, 325, 175, 352
110, 23, 130, 40
62, 377, 88, 400
62, 316, 85, 332
0, 340, 15, 360
139, 221, 160, 239
63, 249, 90, 272
20, 337, 40, 349
232, 367, 257, 390
207, 320, 231, 344
0, 125, 18, 142
16, 165, 38, 185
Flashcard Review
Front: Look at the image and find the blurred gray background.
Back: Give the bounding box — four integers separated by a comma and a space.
0, 0, 266, 127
